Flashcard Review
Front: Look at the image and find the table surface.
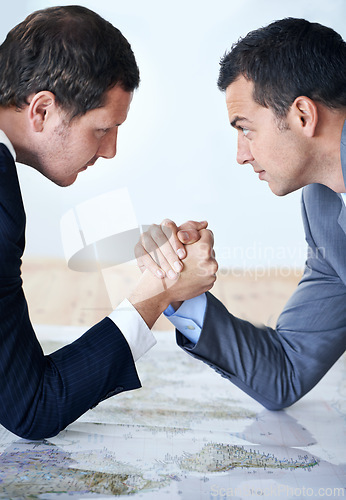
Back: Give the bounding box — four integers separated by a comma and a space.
0, 325, 345, 499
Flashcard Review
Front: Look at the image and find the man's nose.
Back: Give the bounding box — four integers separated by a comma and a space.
98, 128, 118, 159
236, 133, 254, 165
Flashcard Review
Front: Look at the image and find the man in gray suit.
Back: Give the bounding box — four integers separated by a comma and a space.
137, 18, 346, 409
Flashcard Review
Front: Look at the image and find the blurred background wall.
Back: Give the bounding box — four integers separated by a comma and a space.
2, 0, 345, 269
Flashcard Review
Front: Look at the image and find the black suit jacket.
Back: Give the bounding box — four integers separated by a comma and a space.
0, 144, 141, 439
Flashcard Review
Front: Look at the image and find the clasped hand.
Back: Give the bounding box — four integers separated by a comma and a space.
134, 219, 218, 308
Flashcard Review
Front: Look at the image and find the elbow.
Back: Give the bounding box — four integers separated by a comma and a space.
259, 391, 301, 412
251, 372, 306, 411
1, 411, 63, 441
5, 421, 62, 441
261, 400, 292, 411
13, 426, 61, 441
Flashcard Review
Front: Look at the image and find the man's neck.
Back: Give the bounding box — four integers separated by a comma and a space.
312, 110, 346, 193
0, 107, 28, 164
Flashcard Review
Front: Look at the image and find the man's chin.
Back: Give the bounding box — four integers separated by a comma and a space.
268, 182, 297, 197
53, 173, 78, 187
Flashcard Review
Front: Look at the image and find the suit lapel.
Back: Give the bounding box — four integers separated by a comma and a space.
338, 198, 346, 235
339, 121, 346, 235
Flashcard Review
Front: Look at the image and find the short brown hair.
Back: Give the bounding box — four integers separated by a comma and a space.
0, 5, 140, 118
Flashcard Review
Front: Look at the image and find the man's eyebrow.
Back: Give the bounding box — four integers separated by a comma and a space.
230, 116, 252, 128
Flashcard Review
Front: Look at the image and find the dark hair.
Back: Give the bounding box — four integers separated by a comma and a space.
218, 18, 346, 117
0, 5, 140, 118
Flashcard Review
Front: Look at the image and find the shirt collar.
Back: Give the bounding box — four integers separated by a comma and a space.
0, 130, 16, 161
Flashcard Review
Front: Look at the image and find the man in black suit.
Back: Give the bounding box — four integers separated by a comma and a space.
0, 5, 217, 439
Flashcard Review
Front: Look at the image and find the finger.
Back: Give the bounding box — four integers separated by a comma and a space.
138, 226, 182, 277
136, 232, 181, 279
135, 243, 166, 279
136, 243, 180, 280
148, 224, 183, 277
178, 220, 208, 231
177, 221, 210, 245
161, 219, 187, 261
210, 258, 219, 275
135, 222, 184, 278
199, 228, 215, 247
177, 228, 200, 245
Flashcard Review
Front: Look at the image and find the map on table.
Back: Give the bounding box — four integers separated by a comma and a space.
0, 327, 345, 499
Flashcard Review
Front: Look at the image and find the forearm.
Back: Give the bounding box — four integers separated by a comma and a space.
178, 291, 346, 410
0, 288, 141, 439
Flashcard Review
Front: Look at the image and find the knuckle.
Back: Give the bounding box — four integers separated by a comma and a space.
140, 232, 149, 244
189, 228, 199, 240
198, 242, 213, 258
134, 243, 145, 258
206, 229, 214, 242
162, 226, 175, 241
161, 218, 175, 228
151, 224, 161, 237
162, 222, 177, 241
142, 224, 154, 235
160, 261, 171, 272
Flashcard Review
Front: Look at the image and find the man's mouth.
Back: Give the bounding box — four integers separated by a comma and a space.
254, 169, 266, 180
79, 160, 96, 172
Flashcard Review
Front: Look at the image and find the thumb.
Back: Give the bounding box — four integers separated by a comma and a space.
178, 220, 208, 231
177, 228, 201, 244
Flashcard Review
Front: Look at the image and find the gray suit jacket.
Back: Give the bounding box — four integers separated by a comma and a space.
177, 122, 346, 410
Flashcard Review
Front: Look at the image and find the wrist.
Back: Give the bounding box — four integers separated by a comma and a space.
170, 301, 183, 311
128, 271, 172, 328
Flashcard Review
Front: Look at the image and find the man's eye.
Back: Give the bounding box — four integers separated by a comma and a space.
242, 128, 250, 137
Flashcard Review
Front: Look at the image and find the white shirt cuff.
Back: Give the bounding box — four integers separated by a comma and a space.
108, 299, 157, 362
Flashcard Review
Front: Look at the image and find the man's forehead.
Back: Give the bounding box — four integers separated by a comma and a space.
225, 77, 259, 122
83, 86, 133, 123
225, 77, 255, 106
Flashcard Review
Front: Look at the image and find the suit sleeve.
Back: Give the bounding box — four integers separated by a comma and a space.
0, 147, 141, 440
176, 189, 346, 410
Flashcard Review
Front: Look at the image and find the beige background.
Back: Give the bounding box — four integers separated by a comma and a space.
22, 258, 303, 331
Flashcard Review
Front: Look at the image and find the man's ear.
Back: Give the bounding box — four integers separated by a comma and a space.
27, 91, 57, 132
290, 96, 318, 137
